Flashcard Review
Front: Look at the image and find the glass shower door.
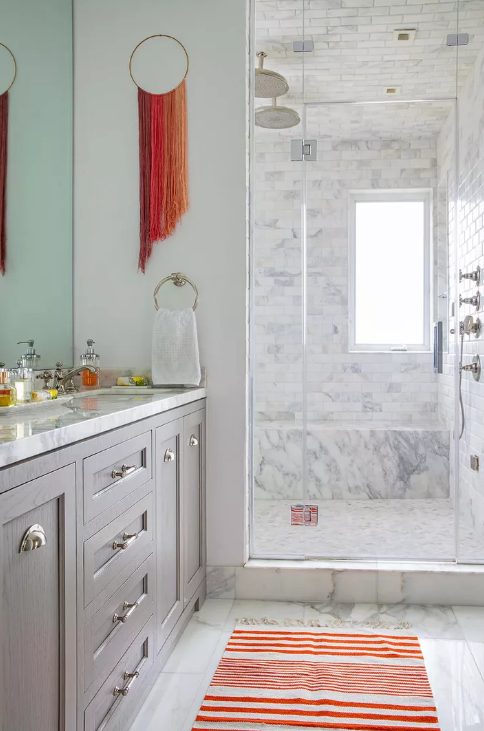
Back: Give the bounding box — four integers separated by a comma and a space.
250, 0, 306, 558
300, 0, 460, 561
303, 100, 456, 560
455, 0, 484, 563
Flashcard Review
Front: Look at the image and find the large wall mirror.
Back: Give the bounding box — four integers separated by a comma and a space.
0, 0, 73, 368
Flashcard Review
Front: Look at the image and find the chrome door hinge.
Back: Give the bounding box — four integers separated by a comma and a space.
293, 40, 314, 53
291, 139, 317, 162
447, 33, 469, 47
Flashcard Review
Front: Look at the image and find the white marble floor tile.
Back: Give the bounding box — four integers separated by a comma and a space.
190, 598, 234, 628
129, 600, 484, 731
162, 618, 226, 674
453, 605, 484, 681
129, 671, 205, 731
422, 638, 484, 731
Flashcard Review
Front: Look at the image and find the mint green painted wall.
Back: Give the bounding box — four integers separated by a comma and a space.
0, 0, 72, 367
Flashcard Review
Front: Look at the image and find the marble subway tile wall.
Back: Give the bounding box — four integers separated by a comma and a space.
254, 130, 441, 426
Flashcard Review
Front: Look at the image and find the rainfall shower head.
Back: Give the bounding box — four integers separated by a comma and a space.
255, 51, 289, 98
255, 98, 301, 129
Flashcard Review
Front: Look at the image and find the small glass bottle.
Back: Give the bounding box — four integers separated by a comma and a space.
81, 339, 100, 389
0, 363, 17, 407
14, 359, 34, 403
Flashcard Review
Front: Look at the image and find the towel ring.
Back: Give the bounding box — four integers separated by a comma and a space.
153, 272, 198, 311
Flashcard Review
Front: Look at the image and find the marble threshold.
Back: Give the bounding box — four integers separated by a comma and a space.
207, 559, 484, 606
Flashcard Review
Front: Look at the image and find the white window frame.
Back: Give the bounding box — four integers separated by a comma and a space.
348, 189, 433, 353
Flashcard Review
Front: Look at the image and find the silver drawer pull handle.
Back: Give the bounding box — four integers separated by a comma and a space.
113, 601, 139, 624
112, 532, 138, 551
19, 524, 47, 553
113, 670, 139, 697
111, 464, 137, 479
189, 435, 199, 447
164, 448, 175, 462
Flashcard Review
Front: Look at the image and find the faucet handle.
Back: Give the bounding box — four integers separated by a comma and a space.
39, 370, 53, 389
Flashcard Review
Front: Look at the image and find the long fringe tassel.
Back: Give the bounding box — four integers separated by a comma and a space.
138, 88, 152, 272
138, 80, 188, 273
0, 91, 8, 275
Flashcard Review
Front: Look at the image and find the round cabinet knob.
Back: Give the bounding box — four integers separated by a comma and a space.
19, 524, 47, 553
189, 435, 199, 447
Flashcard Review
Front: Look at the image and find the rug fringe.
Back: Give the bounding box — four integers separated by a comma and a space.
236, 617, 412, 630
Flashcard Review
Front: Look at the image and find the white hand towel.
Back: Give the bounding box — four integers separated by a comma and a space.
152, 307, 201, 387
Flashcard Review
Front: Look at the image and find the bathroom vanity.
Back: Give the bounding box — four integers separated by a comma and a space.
0, 388, 206, 731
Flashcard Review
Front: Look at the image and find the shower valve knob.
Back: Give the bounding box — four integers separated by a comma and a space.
460, 355, 481, 381
459, 266, 481, 285
459, 291, 481, 310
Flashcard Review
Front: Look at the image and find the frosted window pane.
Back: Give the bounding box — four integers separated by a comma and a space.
354, 201, 425, 346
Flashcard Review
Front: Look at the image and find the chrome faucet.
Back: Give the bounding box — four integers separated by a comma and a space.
53, 363, 96, 394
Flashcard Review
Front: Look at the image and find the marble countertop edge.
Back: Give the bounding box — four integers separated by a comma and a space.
0, 387, 206, 469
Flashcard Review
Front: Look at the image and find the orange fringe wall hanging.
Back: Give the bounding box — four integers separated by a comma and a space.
131, 35, 189, 273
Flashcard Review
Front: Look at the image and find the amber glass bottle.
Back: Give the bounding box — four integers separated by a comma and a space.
81, 339, 100, 389
0, 363, 17, 407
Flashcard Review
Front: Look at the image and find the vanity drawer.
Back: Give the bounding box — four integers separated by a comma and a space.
83, 432, 152, 524
84, 554, 155, 694
84, 494, 154, 607
84, 616, 155, 731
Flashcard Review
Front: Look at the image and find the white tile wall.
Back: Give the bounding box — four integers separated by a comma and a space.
253, 122, 444, 426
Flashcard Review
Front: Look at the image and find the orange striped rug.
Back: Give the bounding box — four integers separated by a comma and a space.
192, 626, 440, 730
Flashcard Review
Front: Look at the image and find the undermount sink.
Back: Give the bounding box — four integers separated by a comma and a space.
0, 387, 187, 418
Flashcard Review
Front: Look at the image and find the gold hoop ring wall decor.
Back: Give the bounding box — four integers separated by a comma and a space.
129, 34, 189, 94
0, 43, 17, 93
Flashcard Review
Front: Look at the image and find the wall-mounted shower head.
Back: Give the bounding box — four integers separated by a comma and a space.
255, 98, 301, 129
255, 51, 289, 99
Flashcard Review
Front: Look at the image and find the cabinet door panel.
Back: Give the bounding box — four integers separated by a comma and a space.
155, 419, 183, 650
0, 464, 76, 731
183, 409, 206, 603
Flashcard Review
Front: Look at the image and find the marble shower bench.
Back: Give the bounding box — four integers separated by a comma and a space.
254, 423, 450, 500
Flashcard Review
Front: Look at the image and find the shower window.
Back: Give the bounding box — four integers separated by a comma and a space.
348, 190, 432, 352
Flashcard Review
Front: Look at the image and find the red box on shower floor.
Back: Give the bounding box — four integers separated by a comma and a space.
291, 504, 318, 526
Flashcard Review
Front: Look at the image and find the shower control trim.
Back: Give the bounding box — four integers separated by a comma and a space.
461, 315, 481, 338
459, 291, 481, 310
460, 354, 481, 381
459, 266, 481, 285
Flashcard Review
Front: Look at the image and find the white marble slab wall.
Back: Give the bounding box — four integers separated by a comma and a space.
254, 426, 450, 501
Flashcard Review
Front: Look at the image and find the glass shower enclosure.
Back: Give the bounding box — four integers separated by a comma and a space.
250, 0, 484, 563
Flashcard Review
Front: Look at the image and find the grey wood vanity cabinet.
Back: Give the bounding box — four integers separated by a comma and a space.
0, 398, 206, 731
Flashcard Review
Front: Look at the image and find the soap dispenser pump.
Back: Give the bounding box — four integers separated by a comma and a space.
81, 339, 100, 389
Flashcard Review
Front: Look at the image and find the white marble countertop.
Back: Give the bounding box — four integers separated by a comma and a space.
0, 387, 206, 468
